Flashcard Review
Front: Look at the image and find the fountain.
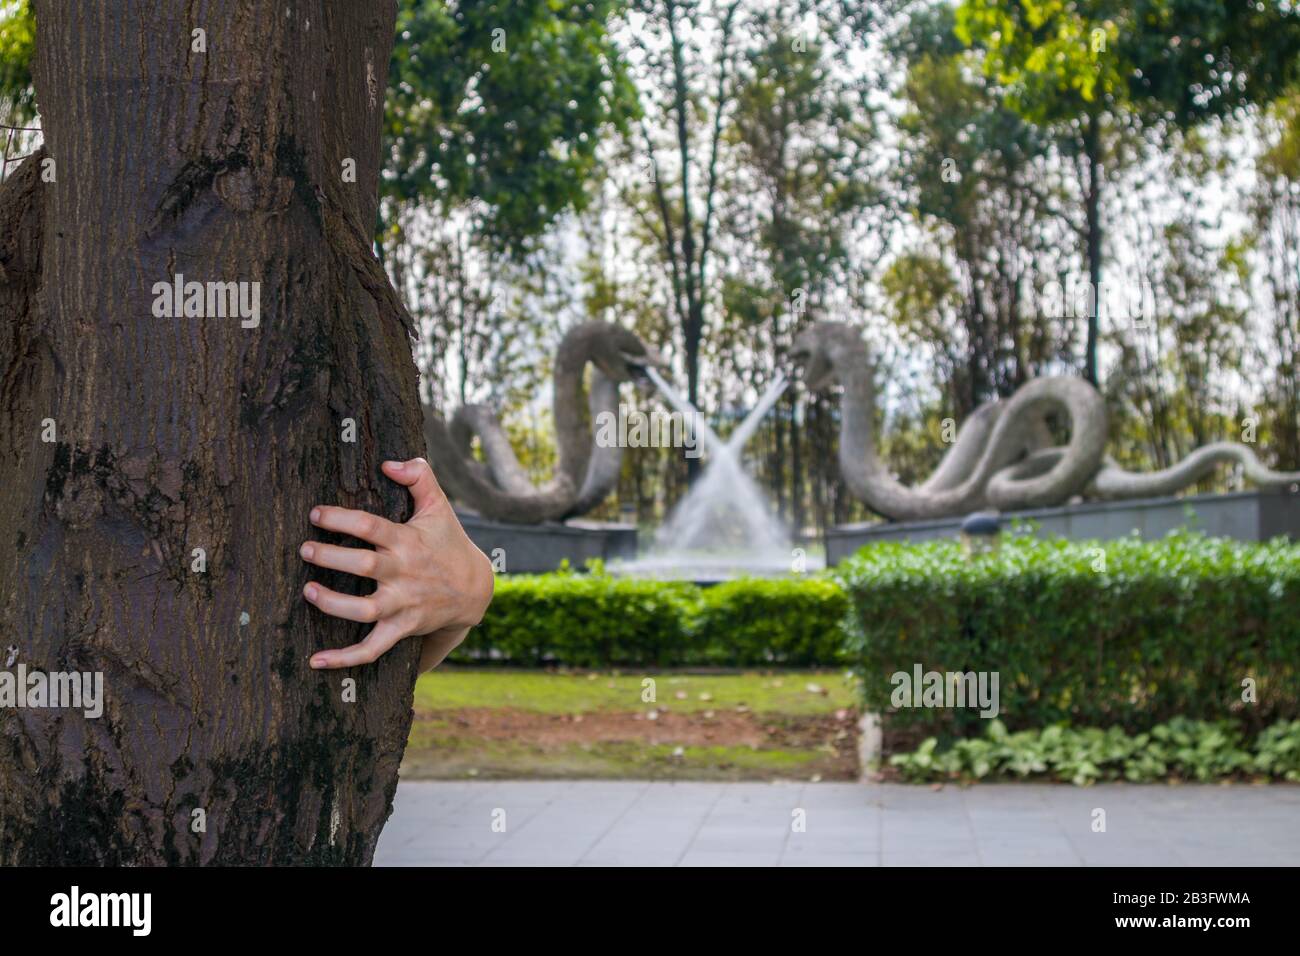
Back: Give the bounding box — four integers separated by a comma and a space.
611, 369, 821, 581
423, 321, 820, 577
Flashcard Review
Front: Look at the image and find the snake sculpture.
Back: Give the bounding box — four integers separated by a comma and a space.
423, 321, 664, 524
790, 321, 1300, 521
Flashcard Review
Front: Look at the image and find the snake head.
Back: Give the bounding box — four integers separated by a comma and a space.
791, 323, 861, 391
624, 344, 669, 388
597, 325, 668, 385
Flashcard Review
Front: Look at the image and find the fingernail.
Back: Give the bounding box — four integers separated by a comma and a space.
310, 508, 321, 523
304, 583, 318, 601
310, 656, 327, 669
300, 543, 315, 560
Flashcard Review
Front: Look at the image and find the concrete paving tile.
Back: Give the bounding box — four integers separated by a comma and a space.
678, 850, 783, 867
374, 780, 1300, 868
780, 855, 879, 867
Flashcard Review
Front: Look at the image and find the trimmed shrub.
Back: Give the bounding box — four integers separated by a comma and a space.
692, 576, 849, 666
462, 570, 695, 667
889, 717, 1300, 785
837, 532, 1300, 737
459, 569, 848, 668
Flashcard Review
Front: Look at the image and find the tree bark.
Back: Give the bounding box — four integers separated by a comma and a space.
0, 0, 424, 865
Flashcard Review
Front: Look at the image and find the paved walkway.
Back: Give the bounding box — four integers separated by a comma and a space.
374, 780, 1300, 866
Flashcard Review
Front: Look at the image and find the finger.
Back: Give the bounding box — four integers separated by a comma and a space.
299, 541, 391, 580
382, 457, 448, 514
302, 581, 388, 624
309, 620, 403, 670
310, 505, 399, 548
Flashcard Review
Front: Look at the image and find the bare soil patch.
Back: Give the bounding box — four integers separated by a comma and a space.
404, 706, 861, 780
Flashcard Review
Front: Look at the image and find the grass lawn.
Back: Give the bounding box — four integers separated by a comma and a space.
402, 668, 862, 782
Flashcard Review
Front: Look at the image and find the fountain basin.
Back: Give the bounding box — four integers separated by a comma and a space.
458, 512, 637, 574
608, 551, 823, 583
823, 488, 1300, 563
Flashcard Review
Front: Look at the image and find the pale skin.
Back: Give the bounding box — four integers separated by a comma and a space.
299, 457, 494, 671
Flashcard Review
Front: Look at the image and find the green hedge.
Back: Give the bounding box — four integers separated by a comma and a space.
889, 717, 1300, 785
458, 569, 848, 668
839, 533, 1300, 737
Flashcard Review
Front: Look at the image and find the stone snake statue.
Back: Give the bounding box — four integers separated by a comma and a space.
791, 322, 1300, 521
423, 321, 663, 524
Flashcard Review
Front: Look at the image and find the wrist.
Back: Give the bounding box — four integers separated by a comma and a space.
418, 625, 471, 672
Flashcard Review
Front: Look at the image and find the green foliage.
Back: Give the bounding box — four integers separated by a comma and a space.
0, 0, 35, 123
884, 5, 1065, 416
838, 532, 1300, 735
691, 576, 849, 666
956, 0, 1121, 123
385, 0, 638, 255
723, 2, 878, 312
465, 568, 694, 667
461, 569, 849, 668
890, 717, 1300, 784
1252, 719, 1300, 782
1259, 89, 1300, 183
955, 0, 1300, 126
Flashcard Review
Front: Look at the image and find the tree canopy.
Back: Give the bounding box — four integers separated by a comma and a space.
383, 0, 638, 255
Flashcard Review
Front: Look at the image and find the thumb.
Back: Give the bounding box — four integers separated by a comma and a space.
382, 458, 447, 514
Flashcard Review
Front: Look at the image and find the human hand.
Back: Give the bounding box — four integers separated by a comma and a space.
300, 458, 494, 671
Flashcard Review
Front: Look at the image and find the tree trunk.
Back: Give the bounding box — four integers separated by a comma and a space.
1083, 110, 1103, 387
0, 0, 424, 865
683, 315, 702, 482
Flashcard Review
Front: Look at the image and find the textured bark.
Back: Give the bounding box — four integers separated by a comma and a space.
0, 1, 424, 864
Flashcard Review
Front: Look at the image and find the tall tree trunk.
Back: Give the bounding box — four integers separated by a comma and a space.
0, 0, 424, 865
1083, 110, 1103, 388
683, 315, 702, 482
789, 395, 804, 536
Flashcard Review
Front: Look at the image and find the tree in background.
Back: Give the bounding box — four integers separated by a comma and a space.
954, 0, 1134, 387
718, 0, 879, 531
622, 0, 743, 478
0, 0, 35, 184
887, 2, 1067, 420
955, 0, 1300, 387
380, 0, 637, 411
1247, 88, 1300, 471
383, 0, 637, 256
